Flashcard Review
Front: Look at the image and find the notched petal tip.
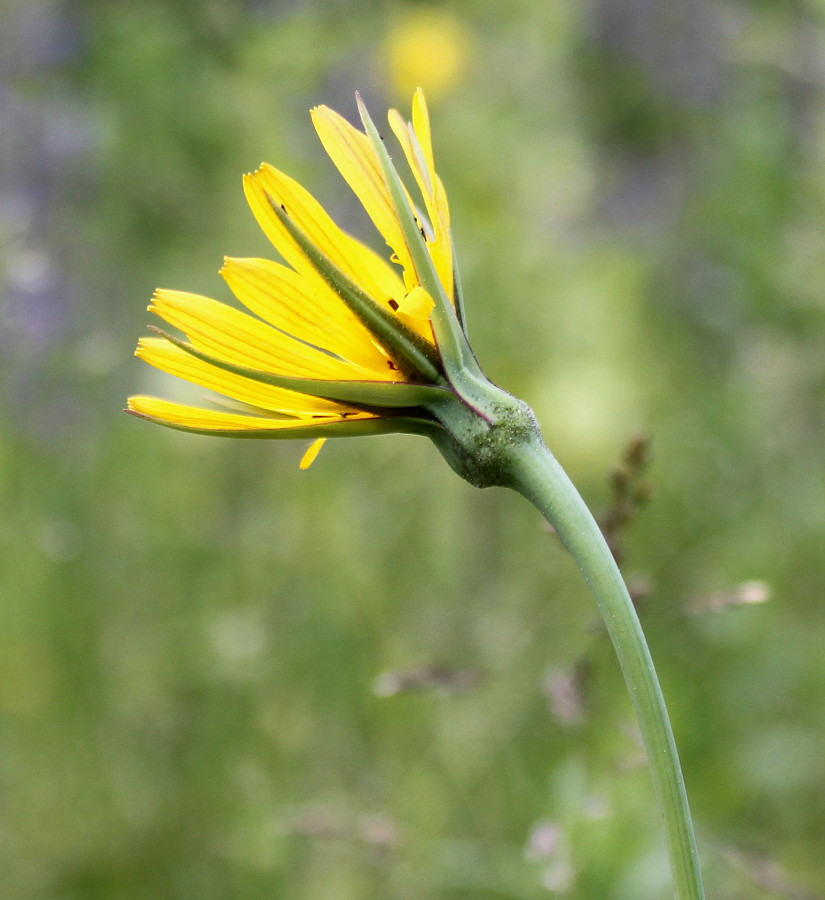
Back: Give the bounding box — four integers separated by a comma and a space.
218, 254, 249, 279
241, 167, 267, 190
147, 287, 168, 311
247, 162, 275, 179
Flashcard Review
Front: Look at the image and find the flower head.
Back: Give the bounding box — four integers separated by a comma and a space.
129, 90, 534, 481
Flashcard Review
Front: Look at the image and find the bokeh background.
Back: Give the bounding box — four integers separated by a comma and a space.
3, 0, 825, 897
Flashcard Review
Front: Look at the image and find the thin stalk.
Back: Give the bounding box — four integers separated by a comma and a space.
505, 438, 705, 900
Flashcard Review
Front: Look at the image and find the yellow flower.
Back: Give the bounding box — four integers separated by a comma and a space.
379, 9, 471, 101
126, 95, 706, 900
128, 90, 468, 468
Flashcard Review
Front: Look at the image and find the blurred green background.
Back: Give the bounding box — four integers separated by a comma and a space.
3, 0, 825, 897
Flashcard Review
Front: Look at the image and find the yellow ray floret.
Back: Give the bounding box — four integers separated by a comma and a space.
299, 438, 327, 469
136, 338, 353, 417
242, 163, 405, 310
149, 289, 367, 381
128, 396, 378, 434
311, 105, 417, 287
220, 256, 391, 375
388, 90, 453, 297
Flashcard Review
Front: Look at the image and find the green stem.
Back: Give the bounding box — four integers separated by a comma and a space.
505, 438, 705, 900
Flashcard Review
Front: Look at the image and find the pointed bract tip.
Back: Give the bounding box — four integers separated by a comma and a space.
355, 92, 370, 121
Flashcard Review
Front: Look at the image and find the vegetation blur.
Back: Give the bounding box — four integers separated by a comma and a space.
3, 0, 825, 897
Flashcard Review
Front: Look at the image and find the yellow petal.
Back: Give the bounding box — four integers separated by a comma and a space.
136, 338, 352, 416
243, 164, 405, 309
299, 438, 327, 469
411, 89, 435, 180
127, 396, 376, 433
311, 106, 416, 281
398, 285, 435, 319
420, 172, 453, 299
149, 289, 363, 381
388, 96, 453, 299
221, 256, 390, 375
396, 286, 436, 341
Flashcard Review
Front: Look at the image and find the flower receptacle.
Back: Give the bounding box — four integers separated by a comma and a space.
425, 379, 544, 489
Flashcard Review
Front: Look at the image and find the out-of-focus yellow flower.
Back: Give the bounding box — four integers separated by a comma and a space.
379, 8, 471, 101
